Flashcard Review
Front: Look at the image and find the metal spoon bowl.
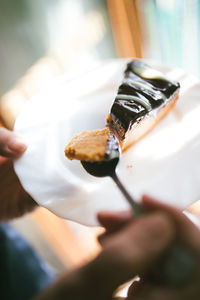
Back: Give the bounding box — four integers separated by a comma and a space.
81, 158, 143, 216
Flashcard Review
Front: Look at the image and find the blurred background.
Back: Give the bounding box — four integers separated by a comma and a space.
1, 0, 200, 278
1, 0, 200, 97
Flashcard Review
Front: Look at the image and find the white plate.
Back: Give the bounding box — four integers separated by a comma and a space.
14, 59, 200, 226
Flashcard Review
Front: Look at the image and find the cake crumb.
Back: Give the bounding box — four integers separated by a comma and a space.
127, 165, 133, 168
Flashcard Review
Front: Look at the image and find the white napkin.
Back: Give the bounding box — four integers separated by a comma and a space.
14, 59, 200, 226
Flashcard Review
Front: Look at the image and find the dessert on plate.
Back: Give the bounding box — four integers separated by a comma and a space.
65, 60, 180, 162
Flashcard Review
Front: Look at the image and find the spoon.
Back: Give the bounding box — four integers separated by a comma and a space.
81, 153, 196, 286
81, 157, 143, 217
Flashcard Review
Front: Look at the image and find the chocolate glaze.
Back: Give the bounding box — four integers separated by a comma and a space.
109, 60, 180, 131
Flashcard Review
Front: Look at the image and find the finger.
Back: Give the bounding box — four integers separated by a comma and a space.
142, 195, 200, 253
97, 211, 133, 246
0, 127, 27, 158
106, 212, 174, 273
98, 210, 132, 232
0, 158, 36, 221
92, 212, 175, 291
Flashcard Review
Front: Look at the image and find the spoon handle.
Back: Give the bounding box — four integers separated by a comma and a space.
111, 172, 196, 286
111, 172, 144, 217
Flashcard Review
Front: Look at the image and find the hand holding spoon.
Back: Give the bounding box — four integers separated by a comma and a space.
81, 139, 196, 286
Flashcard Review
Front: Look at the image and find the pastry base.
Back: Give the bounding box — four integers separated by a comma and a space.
65, 128, 112, 162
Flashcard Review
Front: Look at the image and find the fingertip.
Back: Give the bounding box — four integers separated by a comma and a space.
141, 195, 166, 212
0, 127, 27, 158
97, 210, 133, 226
141, 195, 181, 218
98, 210, 132, 219
142, 194, 159, 204
7, 137, 27, 156
97, 211, 116, 228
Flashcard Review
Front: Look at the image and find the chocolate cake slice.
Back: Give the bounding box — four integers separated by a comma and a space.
107, 60, 180, 150
65, 60, 180, 161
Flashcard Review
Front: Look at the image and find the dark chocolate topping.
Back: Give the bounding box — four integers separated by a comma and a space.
110, 60, 180, 130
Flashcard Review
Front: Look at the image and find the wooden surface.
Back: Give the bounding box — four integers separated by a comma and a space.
107, 0, 143, 58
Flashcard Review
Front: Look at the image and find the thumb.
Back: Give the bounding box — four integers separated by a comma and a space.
88, 212, 174, 295
0, 127, 27, 158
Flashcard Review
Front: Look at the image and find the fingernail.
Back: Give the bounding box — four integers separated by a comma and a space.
8, 138, 27, 153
